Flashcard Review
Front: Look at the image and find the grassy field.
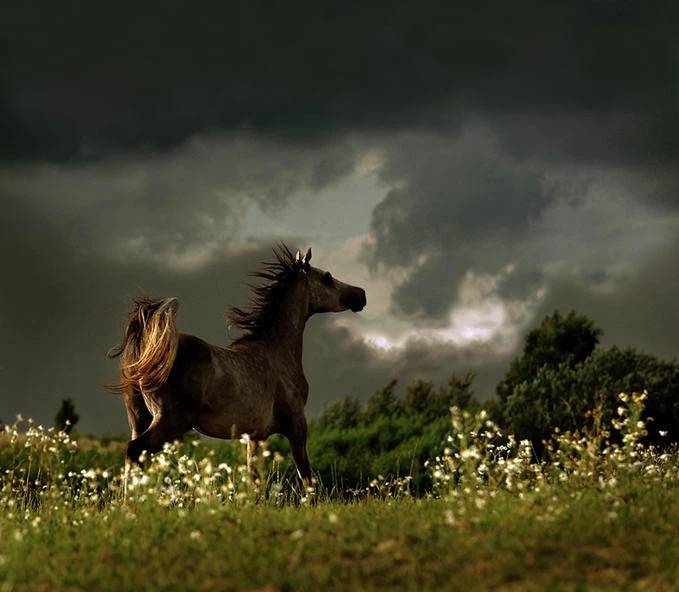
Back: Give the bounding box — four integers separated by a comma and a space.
1, 393, 678, 591
1, 484, 679, 591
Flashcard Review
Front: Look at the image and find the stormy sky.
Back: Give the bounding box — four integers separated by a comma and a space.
1, 1, 678, 433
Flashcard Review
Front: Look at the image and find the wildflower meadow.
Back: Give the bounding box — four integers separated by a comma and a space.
1, 391, 677, 591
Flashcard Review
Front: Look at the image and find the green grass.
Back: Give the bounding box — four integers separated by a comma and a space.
1, 393, 678, 591
1, 482, 678, 591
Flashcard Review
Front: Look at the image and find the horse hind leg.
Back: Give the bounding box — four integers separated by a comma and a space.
125, 413, 189, 466
123, 386, 152, 440
124, 415, 179, 500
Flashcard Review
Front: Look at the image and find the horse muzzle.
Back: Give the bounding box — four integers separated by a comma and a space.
344, 288, 367, 312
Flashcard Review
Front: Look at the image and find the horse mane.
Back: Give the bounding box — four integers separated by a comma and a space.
227, 243, 299, 340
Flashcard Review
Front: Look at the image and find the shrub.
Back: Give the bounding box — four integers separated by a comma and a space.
496, 311, 679, 451
307, 374, 480, 492
497, 310, 601, 403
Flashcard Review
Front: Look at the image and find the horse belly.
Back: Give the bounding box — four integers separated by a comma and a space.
194, 389, 275, 440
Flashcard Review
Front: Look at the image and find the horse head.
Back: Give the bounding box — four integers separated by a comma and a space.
296, 248, 367, 315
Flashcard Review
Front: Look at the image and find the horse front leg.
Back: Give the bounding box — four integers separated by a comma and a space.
288, 415, 313, 490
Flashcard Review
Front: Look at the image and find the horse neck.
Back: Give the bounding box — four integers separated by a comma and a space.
268, 282, 309, 361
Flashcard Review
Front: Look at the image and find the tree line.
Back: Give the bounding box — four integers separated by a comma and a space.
299, 310, 678, 489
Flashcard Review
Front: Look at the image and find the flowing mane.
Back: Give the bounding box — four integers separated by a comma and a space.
227, 243, 299, 339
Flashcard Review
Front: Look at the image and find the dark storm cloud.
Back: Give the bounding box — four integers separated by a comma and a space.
368, 130, 549, 318
0, 134, 357, 269
2, 2, 678, 162
371, 132, 546, 264
533, 236, 679, 362
365, 107, 679, 320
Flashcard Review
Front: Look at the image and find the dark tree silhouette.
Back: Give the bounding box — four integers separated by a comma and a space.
55, 398, 79, 434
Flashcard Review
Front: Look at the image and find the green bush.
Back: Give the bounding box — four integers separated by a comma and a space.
496, 310, 601, 403
496, 312, 679, 451
305, 372, 479, 492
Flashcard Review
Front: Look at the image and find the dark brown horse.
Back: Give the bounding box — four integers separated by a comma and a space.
108, 245, 366, 483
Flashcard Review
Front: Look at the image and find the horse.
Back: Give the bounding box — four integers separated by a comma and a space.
108, 244, 367, 484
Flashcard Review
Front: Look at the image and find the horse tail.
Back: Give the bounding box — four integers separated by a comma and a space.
107, 297, 179, 395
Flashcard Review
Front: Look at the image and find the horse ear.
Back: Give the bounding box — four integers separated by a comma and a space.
295, 250, 304, 267
304, 247, 312, 264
